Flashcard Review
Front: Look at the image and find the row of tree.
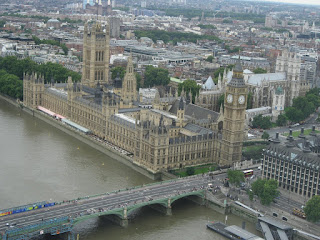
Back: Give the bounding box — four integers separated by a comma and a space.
134, 30, 221, 45
250, 178, 279, 205
285, 88, 320, 123
32, 36, 68, 55
0, 56, 81, 83
251, 88, 320, 129
0, 56, 82, 99
178, 79, 201, 103
0, 70, 23, 100
110, 65, 167, 90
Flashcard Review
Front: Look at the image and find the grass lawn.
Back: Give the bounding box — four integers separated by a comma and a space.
282, 128, 319, 137
174, 164, 216, 177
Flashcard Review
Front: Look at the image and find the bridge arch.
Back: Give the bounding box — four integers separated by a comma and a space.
170, 191, 205, 206
126, 199, 168, 216
73, 208, 124, 226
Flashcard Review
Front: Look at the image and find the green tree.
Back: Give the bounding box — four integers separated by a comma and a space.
178, 79, 201, 103
251, 178, 279, 205
186, 167, 195, 176
292, 96, 315, 117
242, 145, 266, 160
247, 92, 253, 109
252, 115, 272, 129
135, 73, 142, 90
218, 94, 224, 110
227, 170, 245, 187
262, 131, 269, 141
206, 55, 214, 63
0, 56, 81, 84
253, 68, 267, 74
285, 107, 304, 123
111, 66, 126, 80
276, 114, 287, 126
143, 66, 170, 87
304, 195, 320, 222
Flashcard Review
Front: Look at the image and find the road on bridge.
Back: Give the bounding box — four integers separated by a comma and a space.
0, 174, 219, 234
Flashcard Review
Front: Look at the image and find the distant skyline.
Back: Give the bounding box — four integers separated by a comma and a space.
262, 0, 320, 6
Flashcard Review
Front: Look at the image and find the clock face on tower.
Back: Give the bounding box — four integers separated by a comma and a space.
238, 95, 245, 104
227, 94, 233, 103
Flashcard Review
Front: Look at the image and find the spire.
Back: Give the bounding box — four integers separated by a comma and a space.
234, 55, 243, 72
228, 56, 246, 88
126, 54, 133, 73
178, 97, 184, 110
219, 103, 224, 115
218, 73, 222, 89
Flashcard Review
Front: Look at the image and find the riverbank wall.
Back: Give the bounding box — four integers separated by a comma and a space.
0, 94, 164, 181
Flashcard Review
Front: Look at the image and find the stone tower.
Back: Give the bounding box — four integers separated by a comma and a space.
121, 55, 137, 107
221, 58, 248, 166
23, 73, 44, 109
82, 21, 110, 88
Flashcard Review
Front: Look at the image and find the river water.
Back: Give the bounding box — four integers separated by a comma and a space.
0, 98, 260, 240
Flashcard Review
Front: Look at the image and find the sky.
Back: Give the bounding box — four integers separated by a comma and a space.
262, 0, 320, 6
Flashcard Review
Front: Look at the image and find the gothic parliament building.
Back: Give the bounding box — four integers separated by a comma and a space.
23, 22, 248, 173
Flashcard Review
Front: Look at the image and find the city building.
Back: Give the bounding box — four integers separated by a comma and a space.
263, 129, 320, 200
23, 22, 248, 174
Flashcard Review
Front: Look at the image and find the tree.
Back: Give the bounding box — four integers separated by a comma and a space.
206, 55, 214, 63
135, 73, 142, 90
186, 167, 195, 176
143, 66, 170, 87
251, 178, 279, 205
262, 131, 269, 141
227, 170, 245, 187
276, 114, 287, 126
285, 107, 304, 123
253, 68, 267, 74
247, 92, 253, 109
304, 195, 320, 222
252, 115, 272, 129
178, 79, 201, 103
111, 66, 126, 80
218, 94, 224, 111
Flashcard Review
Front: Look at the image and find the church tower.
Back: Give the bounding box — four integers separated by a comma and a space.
221, 58, 248, 166
82, 22, 110, 88
121, 55, 137, 107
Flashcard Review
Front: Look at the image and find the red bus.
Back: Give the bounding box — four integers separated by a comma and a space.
243, 170, 254, 178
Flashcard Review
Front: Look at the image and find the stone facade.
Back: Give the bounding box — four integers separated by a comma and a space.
263, 129, 320, 200
23, 22, 248, 173
82, 22, 110, 88
275, 50, 310, 106
221, 60, 248, 165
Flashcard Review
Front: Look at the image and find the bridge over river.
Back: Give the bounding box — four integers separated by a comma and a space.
0, 174, 217, 240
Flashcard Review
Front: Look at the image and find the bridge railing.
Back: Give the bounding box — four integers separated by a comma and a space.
55, 173, 204, 206
1, 173, 209, 220
3, 216, 70, 238
0, 201, 48, 217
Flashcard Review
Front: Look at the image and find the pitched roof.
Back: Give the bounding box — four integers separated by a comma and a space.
169, 99, 219, 121
202, 76, 216, 90
248, 72, 286, 85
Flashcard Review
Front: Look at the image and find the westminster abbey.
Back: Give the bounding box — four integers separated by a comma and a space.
23, 22, 248, 173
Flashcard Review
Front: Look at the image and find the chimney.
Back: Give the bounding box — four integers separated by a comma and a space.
303, 140, 311, 153
286, 129, 295, 148
286, 129, 293, 140
273, 132, 280, 143
310, 125, 317, 136
298, 127, 305, 138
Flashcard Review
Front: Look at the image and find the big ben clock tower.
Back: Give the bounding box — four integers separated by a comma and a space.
221, 57, 248, 166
